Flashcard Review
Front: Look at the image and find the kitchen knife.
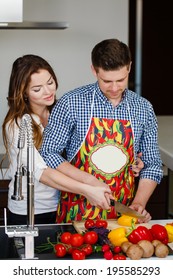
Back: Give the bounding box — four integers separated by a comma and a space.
111, 200, 145, 219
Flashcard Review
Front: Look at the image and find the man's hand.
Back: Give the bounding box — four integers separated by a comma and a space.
131, 152, 144, 177
129, 203, 151, 223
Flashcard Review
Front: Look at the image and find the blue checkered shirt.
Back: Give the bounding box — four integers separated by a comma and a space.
40, 82, 163, 184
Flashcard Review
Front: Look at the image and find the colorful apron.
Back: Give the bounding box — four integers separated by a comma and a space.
56, 117, 135, 223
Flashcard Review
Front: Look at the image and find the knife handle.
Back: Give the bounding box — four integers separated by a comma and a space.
110, 200, 115, 206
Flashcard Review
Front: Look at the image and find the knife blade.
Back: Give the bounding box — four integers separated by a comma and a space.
111, 200, 145, 219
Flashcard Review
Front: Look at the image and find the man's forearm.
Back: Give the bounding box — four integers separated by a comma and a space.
131, 178, 157, 208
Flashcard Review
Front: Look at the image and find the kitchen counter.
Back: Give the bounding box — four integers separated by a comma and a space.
0, 219, 173, 260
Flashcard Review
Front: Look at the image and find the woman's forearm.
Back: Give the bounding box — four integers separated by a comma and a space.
40, 167, 112, 209
56, 161, 107, 187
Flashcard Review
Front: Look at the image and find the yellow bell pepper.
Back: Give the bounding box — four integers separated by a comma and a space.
108, 227, 128, 246
117, 214, 138, 227
165, 224, 173, 243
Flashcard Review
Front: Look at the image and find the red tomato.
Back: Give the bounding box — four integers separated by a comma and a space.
113, 246, 122, 254
81, 244, 93, 256
95, 219, 108, 228
72, 249, 86, 260
102, 244, 110, 252
84, 219, 95, 229
83, 231, 98, 245
104, 250, 113, 260
54, 243, 67, 257
70, 233, 84, 247
113, 254, 126, 260
60, 232, 72, 244
67, 246, 73, 255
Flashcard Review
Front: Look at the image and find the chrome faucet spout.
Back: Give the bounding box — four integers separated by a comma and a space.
6, 114, 38, 259
11, 114, 35, 229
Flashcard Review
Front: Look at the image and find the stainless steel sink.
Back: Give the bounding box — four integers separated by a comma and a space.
0, 226, 19, 259
0, 224, 76, 260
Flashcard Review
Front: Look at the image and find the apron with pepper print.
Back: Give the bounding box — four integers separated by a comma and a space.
56, 116, 136, 223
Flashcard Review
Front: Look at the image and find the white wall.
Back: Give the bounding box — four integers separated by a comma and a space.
0, 0, 129, 152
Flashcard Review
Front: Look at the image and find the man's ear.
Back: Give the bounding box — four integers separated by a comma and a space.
91, 64, 97, 77
128, 61, 132, 73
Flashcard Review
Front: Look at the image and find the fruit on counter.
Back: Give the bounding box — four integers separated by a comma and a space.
113, 254, 127, 260
83, 231, 98, 245
81, 243, 93, 256
101, 244, 110, 252
95, 219, 108, 228
113, 245, 122, 254
84, 218, 108, 229
150, 224, 168, 244
117, 214, 138, 227
70, 233, 84, 247
72, 249, 86, 260
54, 243, 67, 257
108, 227, 128, 246
127, 225, 153, 244
165, 224, 173, 243
87, 225, 110, 245
60, 232, 72, 244
103, 250, 113, 260
84, 219, 95, 229
36, 228, 171, 260
101, 242, 127, 260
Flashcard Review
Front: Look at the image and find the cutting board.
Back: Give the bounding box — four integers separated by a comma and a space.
72, 219, 151, 234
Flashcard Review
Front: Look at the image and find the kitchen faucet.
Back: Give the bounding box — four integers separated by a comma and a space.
5, 114, 38, 259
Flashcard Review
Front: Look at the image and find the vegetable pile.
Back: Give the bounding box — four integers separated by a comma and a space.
35, 217, 173, 260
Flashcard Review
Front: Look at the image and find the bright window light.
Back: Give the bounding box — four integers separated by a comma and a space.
0, 0, 23, 22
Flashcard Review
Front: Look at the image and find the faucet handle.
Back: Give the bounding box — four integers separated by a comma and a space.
11, 172, 24, 201
22, 166, 27, 176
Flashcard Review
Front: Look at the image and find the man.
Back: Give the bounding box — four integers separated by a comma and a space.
40, 38, 163, 223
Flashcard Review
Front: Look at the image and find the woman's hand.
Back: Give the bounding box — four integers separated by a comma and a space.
83, 185, 113, 210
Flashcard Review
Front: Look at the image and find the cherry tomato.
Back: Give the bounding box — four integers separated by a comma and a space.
70, 233, 84, 247
67, 246, 74, 255
81, 244, 93, 256
60, 232, 72, 244
113, 254, 126, 260
102, 244, 110, 252
113, 246, 122, 254
104, 250, 113, 260
72, 249, 86, 260
84, 219, 95, 229
83, 231, 98, 245
95, 219, 108, 228
54, 243, 67, 257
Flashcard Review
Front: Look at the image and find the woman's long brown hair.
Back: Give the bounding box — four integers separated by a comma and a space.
1, 54, 58, 166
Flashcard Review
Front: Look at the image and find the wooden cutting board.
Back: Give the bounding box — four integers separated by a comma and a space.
72, 219, 151, 234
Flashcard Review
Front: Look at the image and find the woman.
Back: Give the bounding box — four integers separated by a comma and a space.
2, 54, 113, 225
